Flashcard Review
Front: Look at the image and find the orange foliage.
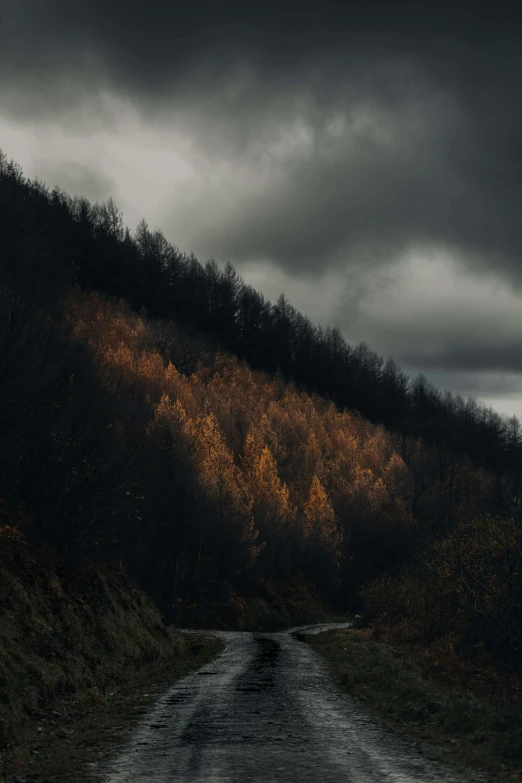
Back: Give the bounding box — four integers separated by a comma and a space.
61, 289, 492, 588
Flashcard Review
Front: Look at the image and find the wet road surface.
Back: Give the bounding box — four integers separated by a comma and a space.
99, 624, 472, 783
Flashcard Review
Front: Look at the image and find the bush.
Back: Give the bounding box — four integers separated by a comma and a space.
362, 513, 522, 668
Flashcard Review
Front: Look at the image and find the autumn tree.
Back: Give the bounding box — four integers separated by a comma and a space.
302, 474, 343, 590
183, 410, 261, 580
242, 434, 294, 585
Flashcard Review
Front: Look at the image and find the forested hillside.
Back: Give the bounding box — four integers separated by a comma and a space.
2, 149, 521, 487
1, 149, 521, 669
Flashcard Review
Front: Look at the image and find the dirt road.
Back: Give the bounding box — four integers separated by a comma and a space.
99, 624, 470, 782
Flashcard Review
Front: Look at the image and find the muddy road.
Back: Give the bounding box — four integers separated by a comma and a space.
99, 624, 470, 783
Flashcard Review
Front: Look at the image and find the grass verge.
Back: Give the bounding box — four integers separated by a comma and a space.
305, 628, 522, 783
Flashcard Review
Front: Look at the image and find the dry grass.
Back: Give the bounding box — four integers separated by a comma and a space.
3, 634, 222, 782
306, 628, 522, 782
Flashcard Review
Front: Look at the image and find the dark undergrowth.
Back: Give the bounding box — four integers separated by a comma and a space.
168, 578, 346, 632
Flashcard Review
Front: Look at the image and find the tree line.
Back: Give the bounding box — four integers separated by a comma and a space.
1, 149, 520, 493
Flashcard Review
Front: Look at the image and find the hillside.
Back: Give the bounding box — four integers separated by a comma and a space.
1, 149, 521, 684
1, 149, 521, 488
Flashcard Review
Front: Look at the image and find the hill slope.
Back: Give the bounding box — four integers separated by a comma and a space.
1, 148, 521, 675
1, 148, 520, 486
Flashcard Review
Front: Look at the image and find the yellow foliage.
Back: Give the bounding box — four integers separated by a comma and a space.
303, 475, 341, 552
242, 436, 292, 537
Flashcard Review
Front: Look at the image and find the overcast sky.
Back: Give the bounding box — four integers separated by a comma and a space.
1, 0, 522, 420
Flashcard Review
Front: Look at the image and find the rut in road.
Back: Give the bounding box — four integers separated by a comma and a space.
99, 625, 472, 783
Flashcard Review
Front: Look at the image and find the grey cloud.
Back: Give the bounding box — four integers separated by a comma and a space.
3, 3, 521, 263
405, 368, 522, 402
203, 122, 520, 284
33, 160, 116, 203
401, 343, 522, 375
316, 255, 522, 387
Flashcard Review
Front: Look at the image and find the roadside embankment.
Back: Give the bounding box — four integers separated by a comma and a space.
305, 627, 522, 783
0, 533, 223, 782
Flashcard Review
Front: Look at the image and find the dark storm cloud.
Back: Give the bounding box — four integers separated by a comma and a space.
4, 0, 519, 282
203, 95, 520, 274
